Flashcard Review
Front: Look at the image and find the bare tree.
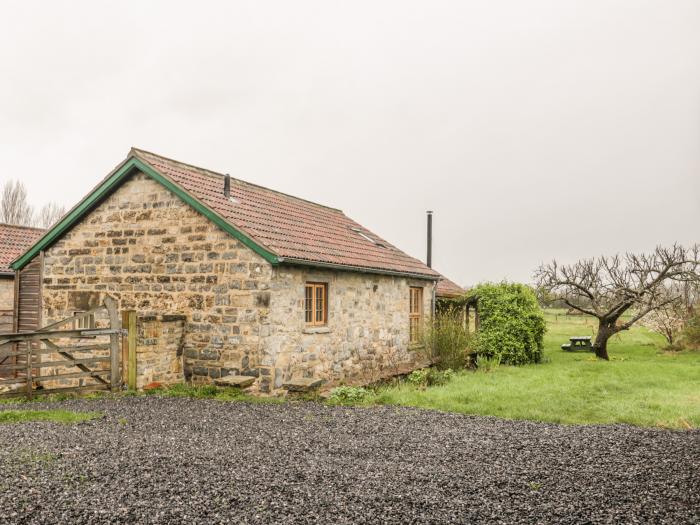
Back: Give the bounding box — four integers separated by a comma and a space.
642, 281, 698, 345
535, 245, 700, 359
0, 180, 34, 226
36, 202, 66, 228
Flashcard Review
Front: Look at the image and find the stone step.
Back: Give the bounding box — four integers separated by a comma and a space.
214, 375, 256, 388
282, 378, 323, 392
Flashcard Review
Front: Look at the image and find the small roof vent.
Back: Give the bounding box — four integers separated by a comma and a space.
224, 174, 238, 203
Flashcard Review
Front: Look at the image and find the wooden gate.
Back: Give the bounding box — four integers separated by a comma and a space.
0, 297, 125, 399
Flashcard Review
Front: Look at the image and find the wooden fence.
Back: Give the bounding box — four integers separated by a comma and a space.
0, 297, 127, 399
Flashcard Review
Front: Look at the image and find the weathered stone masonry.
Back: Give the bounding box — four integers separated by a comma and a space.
0, 278, 13, 333
135, 314, 186, 389
265, 267, 433, 390
0, 279, 13, 311
41, 173, 273, 389
38, 171, 434, 393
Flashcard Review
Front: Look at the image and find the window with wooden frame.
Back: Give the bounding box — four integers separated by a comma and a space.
73, 311, 95, 330
409, 287, 423, 343
305, 283, 328, 326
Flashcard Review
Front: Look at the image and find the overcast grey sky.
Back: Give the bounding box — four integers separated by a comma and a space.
1, 0, 698, 285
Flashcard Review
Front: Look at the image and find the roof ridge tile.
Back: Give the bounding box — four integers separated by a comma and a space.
132, 148, 439, 279
132, 147, 344, 214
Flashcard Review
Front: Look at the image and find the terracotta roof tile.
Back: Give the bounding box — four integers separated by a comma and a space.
436, 275, 465, 298
132, 149, 439, 279
0, 224, 45, 274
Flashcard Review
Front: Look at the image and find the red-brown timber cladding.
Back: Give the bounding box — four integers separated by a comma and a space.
9, 255, 43, 379
16, 255, 42, 333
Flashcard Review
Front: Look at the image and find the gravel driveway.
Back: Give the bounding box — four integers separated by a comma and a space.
0, 397, 697, 524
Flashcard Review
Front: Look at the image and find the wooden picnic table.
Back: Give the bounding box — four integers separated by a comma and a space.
561, 336, 593, 352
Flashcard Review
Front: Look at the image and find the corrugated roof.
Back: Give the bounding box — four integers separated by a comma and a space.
0, 224, 45, 275
131, 148, 440, 279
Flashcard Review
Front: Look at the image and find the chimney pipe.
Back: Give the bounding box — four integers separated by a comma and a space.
224, 174, 231, 199
426, 210, 433, 268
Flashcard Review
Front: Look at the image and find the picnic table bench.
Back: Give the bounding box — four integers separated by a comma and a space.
561, 336, 593, 352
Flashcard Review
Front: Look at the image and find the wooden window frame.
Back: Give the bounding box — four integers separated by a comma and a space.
73, 311, 96, 330
305, 282, 328, 326
409, 286, 424, 344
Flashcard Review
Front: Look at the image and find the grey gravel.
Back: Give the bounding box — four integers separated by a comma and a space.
0, 397, 697, 524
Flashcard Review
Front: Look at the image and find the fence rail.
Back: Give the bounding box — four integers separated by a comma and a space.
0, 297, 124, 399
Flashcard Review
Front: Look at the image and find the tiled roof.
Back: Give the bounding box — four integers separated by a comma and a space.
0, 224, 45, 275
131, 149, 440, 279
436, 275, 465, 298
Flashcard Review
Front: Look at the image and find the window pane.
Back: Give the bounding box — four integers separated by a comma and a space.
315, 286, 324, 323
409, 287, 423, 342
305, 286, 313, 323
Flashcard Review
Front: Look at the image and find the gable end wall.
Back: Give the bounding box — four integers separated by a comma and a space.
40, 172, 274, 388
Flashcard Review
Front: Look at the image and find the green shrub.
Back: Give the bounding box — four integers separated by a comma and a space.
472, 282, 546, 365
407, 368, 455, 387
407, 368, 429, 386
327, 386, 374, 405
679, 312, 700, 350
421, 313, 473, 370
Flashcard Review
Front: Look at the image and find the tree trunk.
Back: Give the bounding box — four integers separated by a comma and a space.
593, 320, 616, 360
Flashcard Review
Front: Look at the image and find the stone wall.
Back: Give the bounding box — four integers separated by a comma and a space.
135, 314, 186, 388
264, 267, 434, 391
0, 278, 14, 311
37, 170, 435, 394
0, 278, 14, 333
40, 172, 273, 390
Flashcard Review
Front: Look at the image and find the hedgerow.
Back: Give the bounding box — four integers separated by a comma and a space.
472, 282, 546, 365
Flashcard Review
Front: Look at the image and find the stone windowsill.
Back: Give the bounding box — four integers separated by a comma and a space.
303, 326, 331, 335
409, 343, 425, 351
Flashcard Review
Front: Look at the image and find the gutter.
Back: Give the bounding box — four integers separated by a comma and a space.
277, 257, 439, 281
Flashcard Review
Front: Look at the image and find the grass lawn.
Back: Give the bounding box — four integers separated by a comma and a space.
0, 410, 101, 425
376, 310, 700, 429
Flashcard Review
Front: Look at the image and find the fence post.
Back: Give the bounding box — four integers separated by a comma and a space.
104, 297, 121, 392
25, 347, 32, 400
121, 311, 128, 387
123, 311, 137, 390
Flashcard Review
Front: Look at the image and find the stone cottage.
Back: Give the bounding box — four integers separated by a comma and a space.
0, 224, 44, 333
11, 148, 448, 393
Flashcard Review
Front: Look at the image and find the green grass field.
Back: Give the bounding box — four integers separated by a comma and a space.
376, 310, 700, 429
0, 409, 101, 425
